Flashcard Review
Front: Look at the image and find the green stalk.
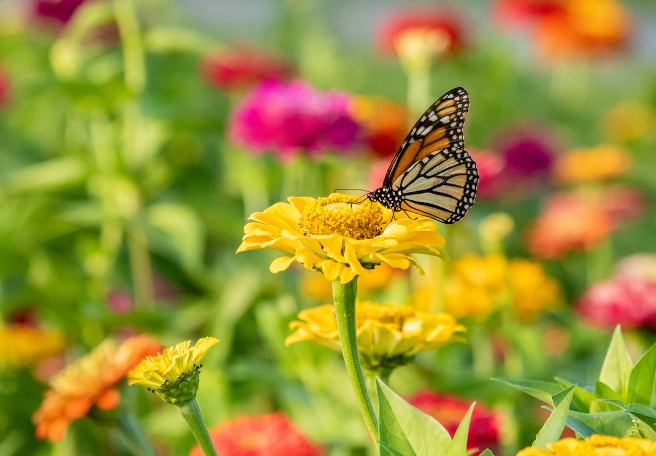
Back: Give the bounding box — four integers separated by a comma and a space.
113, 0, 146, 94
406, 66, 431, 119
332, 278, 379, 442
127, 223, 154, 310
177, 399, 218, 456
117, 412, 158, 456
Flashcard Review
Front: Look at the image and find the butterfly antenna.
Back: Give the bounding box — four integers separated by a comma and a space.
333, 188, 370, 194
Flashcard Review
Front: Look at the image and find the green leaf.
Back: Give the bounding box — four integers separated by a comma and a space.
377, 379, 452, 456
567, 411, 635, 437
533, 386, 575, 449
633, 419, 656, 440
592, 382, 624, 413
628, 404, 656, 418
555, 378, 594, 412
564, 415, 598, 438
492, 378, 563, 404
479, 451, 495, 456
447, 404, 475, 456
379, 442, 406, 456
599, 326, 633, 399
627, 343, 656, 406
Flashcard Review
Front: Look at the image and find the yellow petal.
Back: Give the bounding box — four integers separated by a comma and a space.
270, 256, 296, 273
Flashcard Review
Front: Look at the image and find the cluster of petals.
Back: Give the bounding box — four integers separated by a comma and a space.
494, 0, 632, 62
556, 145, 632, 184
445, 253, 562, 321
33, 334, 162, 441
237, 195, 446, 284
229, 79, 361, 161
527, 187, 645, 259
128, 337, 218, 389
407, 390, 501, 456
202, 46, 295, 91
517, 435, 656, 456
189, 412, 323, 456
33, 0, 85, 24
285, 301, 465, 370
0, 324, 66, 369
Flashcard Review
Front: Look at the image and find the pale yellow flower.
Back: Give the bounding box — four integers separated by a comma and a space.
238, 194, 446, 284
516, 435, 656, 456
128, 337, 218, 390
286, 301, 465, 371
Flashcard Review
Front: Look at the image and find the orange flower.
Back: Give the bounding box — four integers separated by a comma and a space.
527, 187, 645, 259
556, 145, 632, 184
351, 95, 409, 158
33, 334, 162, 441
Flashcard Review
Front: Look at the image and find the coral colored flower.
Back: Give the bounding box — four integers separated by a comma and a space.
408, 391, 500, 456
377, 8, 465, 61
202, 47, 295, 91
128, 337, 218, 405
445, 253, 562, 321
229, 79, 361, 161
516, 435, 656, 456
33, 334, 162, 441
556, 145, 632, 184
494, 0, 564, 30
527, 188, 645, 259
469, 150, 505, 199
369, 159, 391, 190
0, 325, 66, 369
577, 278, 656, 329
33, 0, 86, 24
189, 413, 323, 456
237, 194, 446, 284
286, 301, 465, 372
351, 95, 409, 158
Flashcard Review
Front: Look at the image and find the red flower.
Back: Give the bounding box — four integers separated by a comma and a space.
351, 95, 409, 158
0, 67, 10, 108
202, 47, 295, 91
494, 0, 565, 30
408, 391, 501, 456
376, 8, 466, 58
189, 413, 323, 456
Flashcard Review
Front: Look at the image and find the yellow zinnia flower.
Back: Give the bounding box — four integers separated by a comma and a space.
285, 301, 465, 372
556, 145, 632, 184
516, 435, 656, 456
238, 194, 446, 284
445, 253, 562, 322
128, 337, 218, 405
0, 325, 67, 369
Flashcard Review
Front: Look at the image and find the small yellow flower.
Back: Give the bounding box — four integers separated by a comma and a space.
516, 435, 656, 456
0, 325, 66, 369
601, 101, 652, 142
286, 301, 465, 371
556, 145, 632, 184
445, 253, 562, 322
238, 194, 446, 284
395, 28, 450, 72
128, 337, 219, 405
478, 212, 515, 254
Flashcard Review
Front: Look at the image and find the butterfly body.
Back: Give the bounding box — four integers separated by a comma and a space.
368, 87, 478, 224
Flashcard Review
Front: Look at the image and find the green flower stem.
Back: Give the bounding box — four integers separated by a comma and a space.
178, 399, 218, 456
332, 278, 379, 442
113, 0, 146, 95
117, 412, 158, 456
406, 66, 431, 119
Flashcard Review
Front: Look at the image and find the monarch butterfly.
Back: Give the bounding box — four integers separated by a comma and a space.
367, 87, 478, 223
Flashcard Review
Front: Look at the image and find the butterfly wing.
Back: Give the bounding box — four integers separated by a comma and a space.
384, 87, 469, 186
393, 148, 478, 224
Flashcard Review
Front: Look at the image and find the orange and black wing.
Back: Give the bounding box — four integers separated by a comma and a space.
384, 87, 469, 186
393, 148, 478, 224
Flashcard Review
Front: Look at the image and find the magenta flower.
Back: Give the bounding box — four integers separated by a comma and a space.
578, 278, 656, 329
229, 79, 362, 161
34, 0, 86, 24
498, 126, 555, 180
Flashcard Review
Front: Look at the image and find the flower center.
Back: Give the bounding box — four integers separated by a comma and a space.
395, 29, 450, 71
299, 194, 386, 240
357, 302, 417, 328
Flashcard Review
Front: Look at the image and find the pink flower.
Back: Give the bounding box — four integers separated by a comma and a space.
0, 67, 10, 108
578, 278, 656, 329
189, 413, 323, 456
469, 150, 504, 199
616, 254, 656, 282
229, 79, 362, 161
407, 391, 501, 456
368, 159, 390, 190
201, 47, 295, 91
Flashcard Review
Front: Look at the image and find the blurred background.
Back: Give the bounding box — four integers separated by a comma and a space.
1, 0, 656, 454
